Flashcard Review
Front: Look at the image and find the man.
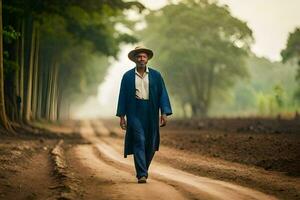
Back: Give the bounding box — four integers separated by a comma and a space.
116, 46, 172, 183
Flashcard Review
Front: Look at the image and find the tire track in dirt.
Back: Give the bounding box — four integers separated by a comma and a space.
72, 144, 189, 200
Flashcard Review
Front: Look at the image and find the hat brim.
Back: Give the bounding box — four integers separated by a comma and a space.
128, 48, 153, 61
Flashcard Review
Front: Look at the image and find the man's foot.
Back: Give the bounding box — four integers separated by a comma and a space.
138, 176, 147, 184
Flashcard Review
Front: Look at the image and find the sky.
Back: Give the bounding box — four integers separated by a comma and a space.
72, 0, 300, 119
218, 0, 300, 61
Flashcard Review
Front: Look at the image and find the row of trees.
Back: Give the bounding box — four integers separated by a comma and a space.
0, 0, 144, 132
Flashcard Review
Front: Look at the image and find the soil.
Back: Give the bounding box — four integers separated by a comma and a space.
0, 118, 299, 200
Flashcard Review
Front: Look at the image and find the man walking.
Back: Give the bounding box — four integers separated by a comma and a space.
116, 46, 172, 183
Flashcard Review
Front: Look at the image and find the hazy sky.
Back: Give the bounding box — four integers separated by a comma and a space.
73, 0, 300, 118
219, 0, 300, 61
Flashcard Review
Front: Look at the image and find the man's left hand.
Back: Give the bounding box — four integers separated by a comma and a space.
160, 114, 167, 127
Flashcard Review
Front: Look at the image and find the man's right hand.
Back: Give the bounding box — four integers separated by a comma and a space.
120, 116, 127, 130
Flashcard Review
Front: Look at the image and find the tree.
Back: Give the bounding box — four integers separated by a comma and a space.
0, 0, 8, 129
138, 0, 253, 117
281, 27, 300, 103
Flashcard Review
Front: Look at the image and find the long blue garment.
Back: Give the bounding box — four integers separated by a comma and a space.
116, 67, 172, 158
132, 98, 154, 178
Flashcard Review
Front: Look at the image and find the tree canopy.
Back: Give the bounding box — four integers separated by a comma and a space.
138, 0, 253, 117
281, 27, 300, 103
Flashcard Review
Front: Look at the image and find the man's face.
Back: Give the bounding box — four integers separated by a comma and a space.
135, 52, 148, 67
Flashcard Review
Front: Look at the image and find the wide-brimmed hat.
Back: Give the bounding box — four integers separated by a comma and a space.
128, 46, 153, 62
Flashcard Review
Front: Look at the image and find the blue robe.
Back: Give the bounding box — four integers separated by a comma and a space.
116, 67, 172, 158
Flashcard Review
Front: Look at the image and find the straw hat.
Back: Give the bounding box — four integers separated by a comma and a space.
128, 46, 153, 62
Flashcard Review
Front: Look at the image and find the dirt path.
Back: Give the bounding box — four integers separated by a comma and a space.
74, 119, 278, 200
1, 119, 297, 199
68, 145, 188, 200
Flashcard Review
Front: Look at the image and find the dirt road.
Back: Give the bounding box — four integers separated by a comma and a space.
71, 120, 277, 200
1, 119, 299, 200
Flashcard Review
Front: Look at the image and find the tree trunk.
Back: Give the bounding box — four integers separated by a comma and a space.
41, 59, 50, 120
191, 103, 207, 118
18, 19, 25, 122
56, 74, 63, 121
14, 19, 21, 122
36, 55, 45, 120
31, 27, 40, 120
24, 21, 36, 123
50, 62, 58, 121
46, 61, 54, 120
0, 0, 13, 131
204, 63, 215, 110
54, 65, 59, 121
57, 88, 62, 121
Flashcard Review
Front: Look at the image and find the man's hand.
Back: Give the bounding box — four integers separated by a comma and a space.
120, 116, 127, 130
160, 114, 167, 127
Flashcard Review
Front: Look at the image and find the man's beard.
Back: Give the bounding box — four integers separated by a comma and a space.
137, 62, 147, 68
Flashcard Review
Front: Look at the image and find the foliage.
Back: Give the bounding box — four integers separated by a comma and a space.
281, 28, 300, 69
3, 0, 145, 106
3, 26, 20, 43
209, 55, 299, 117
281, 27, 300, 103
138, 0, 253, 117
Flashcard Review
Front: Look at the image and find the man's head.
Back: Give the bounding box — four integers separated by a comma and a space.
135, 52, 148, 68
128, 46, 153, 67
